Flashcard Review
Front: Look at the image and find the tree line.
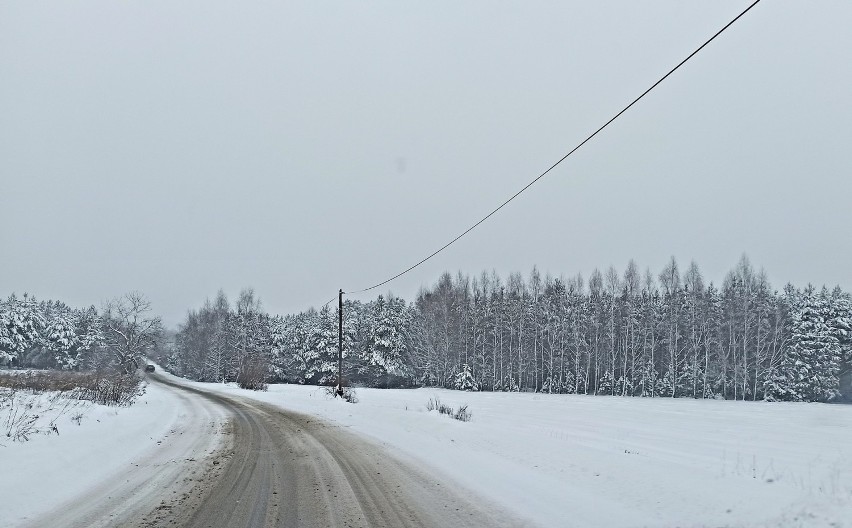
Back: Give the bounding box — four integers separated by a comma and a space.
169, 256, 851, 402
410, 257, 851, 402
166, 288, 413, 389
0, 291, 163, 374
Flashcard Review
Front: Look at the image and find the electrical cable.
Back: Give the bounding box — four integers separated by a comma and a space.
342, 0, 762, 298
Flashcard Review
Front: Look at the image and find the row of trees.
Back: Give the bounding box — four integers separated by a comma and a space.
0, 292, 163, 374
167, 289, 271, 388
410, 257, 851, 402
168, 289, 413, 388
168, 256, 851, 402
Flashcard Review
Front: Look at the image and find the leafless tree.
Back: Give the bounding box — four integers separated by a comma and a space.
101, 292, 163, 373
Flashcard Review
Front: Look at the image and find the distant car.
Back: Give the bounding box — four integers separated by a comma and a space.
145, 364, 155, 373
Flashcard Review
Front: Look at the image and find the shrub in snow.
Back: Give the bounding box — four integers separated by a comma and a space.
324, 384, 358, 403
1, 388, 87, 442
426, 396, 452, 415
236, 357, 268, 391
3, 394, 41, 442
426, 397, 471, 422
453, 404, 472, 422
340, 387, 358, 403
453, 364, 478, 391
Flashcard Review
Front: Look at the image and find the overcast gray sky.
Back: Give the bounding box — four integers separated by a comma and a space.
2, 1, 850, 327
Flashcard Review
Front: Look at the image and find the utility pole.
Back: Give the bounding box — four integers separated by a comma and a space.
337, 289, 344, 396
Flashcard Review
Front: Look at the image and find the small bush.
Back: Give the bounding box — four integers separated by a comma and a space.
453, 404, 472, 422
426, 396, 452, 414
3, 396, 40, 442
324, 384, 358, 403
81, 373, 144, 406
426, 397, 471, 422
236, 359, 268, 391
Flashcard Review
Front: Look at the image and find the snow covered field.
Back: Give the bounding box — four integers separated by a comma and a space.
181, 376, 852, 528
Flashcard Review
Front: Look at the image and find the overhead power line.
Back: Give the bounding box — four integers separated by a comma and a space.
343, 0, 762, 297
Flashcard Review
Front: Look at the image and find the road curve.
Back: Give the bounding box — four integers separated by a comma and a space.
24, 378, 229, 528
142, 375, 531, 528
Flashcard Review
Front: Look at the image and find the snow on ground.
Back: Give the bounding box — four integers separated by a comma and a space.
0, 380, 218, 528
5, 365, 850, 528
172, 372, 852, 528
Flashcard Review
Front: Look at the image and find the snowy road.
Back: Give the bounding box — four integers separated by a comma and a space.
72, 374, 525, 528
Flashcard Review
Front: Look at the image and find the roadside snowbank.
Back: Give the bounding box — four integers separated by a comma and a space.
179, 375, 852, 528
0, 380, 218, 528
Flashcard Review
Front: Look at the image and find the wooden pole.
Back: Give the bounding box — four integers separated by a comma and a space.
337, 289, 344, 396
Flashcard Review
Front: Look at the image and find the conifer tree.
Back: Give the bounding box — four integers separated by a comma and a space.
770, 287, 841, 402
